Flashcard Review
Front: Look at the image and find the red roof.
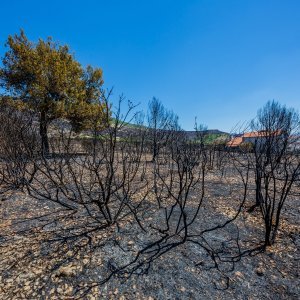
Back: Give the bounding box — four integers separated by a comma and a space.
226, 136, 243, 147
227, 130, 283, 147
243, 130, 282, 138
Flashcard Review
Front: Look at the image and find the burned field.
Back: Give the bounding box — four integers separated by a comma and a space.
0, 100, 299, 299
0, 138, 299, 299
1, 19, 300, 300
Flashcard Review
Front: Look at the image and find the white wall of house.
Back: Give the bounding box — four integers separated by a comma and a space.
244, 135, 287, 152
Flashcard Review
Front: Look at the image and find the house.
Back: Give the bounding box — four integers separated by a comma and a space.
227, 130, 284, 149
226, 136, 243, 148
287, 135, 300, 152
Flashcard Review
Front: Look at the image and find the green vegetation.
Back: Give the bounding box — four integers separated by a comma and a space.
193, 133, 229, 145
202, 133, 229, 145
0, 30, 110, 155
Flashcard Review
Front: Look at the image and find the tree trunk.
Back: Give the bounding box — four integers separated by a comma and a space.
248, 170, 263, 213
40, 111, 49, 156
152, 132, 158, 162
255, 170, 262, 206
264, 221, 272, 247
152, 145, 157, 162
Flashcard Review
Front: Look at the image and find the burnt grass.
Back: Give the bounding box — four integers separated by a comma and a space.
0, 162, 299, 300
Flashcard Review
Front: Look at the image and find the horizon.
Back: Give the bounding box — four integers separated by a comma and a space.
1, 0, 300, 132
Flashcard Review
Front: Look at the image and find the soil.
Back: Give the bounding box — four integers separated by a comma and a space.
0, 164, 299, 300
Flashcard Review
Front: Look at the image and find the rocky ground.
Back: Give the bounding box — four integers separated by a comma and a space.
0, 168, 299, 300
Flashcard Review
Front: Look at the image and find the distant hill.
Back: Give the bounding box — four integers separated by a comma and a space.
184, 129, 229, 140
117, 126, 230, 144
49, 118, 230, 145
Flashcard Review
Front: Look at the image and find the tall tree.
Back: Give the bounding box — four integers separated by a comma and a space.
0, 30, 108, 155
147, 97, 180, 161
249, 101, 300, 246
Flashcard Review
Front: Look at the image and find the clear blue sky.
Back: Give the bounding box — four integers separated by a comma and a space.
1, 0, 300, 131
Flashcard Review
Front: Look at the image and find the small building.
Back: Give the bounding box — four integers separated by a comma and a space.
287, 135, 300, 152
227, 130, 284, 149
226, 136, 243, 148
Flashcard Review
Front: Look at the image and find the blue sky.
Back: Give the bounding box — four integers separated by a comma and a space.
1, 0, 300, 131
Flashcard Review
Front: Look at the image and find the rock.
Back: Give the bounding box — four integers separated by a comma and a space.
64, 284, 73, 295
256, 267, 264, 276
56, 264, 78, 277
24, 285, 31, 291
235, 271, 245, 279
